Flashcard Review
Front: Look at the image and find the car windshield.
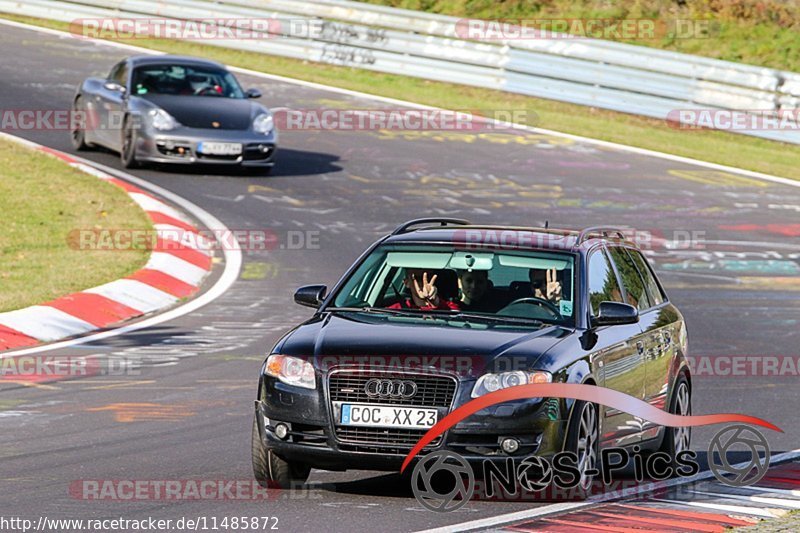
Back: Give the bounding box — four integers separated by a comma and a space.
131, 64, 245, 98
330, 244, 576, 326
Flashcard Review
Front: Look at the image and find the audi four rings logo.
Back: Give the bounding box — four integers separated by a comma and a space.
364, 378, 418, 399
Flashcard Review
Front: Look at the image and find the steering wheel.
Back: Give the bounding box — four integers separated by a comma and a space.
195, 85, 222, 96
499, 297, 561, 319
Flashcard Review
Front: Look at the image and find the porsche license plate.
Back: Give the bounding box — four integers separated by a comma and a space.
198, 142, 242, 156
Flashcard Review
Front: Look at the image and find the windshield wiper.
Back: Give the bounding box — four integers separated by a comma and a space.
327, 307, 546, 325
451, 312, 546, 326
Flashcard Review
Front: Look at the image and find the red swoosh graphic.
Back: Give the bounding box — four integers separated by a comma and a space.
400, 383, 781, 473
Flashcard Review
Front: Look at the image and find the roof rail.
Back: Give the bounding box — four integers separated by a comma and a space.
575, 226, 628, 246
390, 218, 471, 235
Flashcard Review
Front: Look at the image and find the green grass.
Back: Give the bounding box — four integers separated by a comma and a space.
3, 13, 800, 181
359, 0, 800, 72
0, 138, 151, 312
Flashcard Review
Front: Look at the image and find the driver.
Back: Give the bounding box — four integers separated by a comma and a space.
389, 269, 460, 311
529, 268, 562, 304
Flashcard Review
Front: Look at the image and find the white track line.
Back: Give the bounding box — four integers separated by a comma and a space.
689, 489, 800, 509
0, 17, 799, 190
650, 498, 783, 518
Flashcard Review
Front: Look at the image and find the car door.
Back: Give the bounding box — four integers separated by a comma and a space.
624, 248, 681, 441
606, 246, 668, 442
94, 61, 129, 149
587, 247, 646, 447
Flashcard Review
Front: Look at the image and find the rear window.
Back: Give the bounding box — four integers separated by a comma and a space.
608, 247, 651, 311
626, 249, 665, 307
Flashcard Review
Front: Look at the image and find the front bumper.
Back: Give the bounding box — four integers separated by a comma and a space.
135, 127, 277, 167
255, 371, 569, 472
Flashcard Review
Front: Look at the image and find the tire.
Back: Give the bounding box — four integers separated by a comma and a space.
657, 375, 691, 468
251, 414, 310, 489
70, 97, 93, 151
120, 117, 140, 169
564, 399, 599, 497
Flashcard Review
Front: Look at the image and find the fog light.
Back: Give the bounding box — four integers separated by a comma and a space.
501, 438, 519, 454
275, 423, 289, 440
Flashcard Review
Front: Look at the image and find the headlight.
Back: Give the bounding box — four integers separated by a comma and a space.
471, 370, 551, 398
253, 113, 274, 134
149, 109, 178, 131
264, 354, 315, 390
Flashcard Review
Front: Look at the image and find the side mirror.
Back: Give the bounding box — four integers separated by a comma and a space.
103, 81, 127, 94
245, 88, 262, 99
294, 285, 327, 308
591, 302, 639, 327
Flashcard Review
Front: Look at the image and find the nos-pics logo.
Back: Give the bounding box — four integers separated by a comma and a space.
411, 424, 771, 512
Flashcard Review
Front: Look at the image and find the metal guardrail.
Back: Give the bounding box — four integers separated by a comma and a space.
2, 0, 799, 144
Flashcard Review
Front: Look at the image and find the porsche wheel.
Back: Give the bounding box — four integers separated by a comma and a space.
70, 96, 93, 151
120, 117, 140, 169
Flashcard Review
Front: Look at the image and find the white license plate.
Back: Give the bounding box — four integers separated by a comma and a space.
340, 403, 438, 429
197, 142, 242, 155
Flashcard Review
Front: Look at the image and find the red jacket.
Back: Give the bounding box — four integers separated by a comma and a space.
388, 298, 460, 311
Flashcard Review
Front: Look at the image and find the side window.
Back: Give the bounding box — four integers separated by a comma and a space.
587, 250, 623, 316
627, 250, 665, 306
108, 62, 128, 86
608, 247, 650, 310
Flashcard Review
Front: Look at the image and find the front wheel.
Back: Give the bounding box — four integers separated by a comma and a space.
251, 414, 310, 489
120, 117, 140, 169
565, 399, 599, 497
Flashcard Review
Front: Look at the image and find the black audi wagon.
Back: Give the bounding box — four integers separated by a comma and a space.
252, 219, 691, 490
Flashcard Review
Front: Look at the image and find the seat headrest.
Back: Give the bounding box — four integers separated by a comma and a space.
435, 269, 459, 301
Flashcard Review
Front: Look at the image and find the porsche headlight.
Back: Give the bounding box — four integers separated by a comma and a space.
264, 354, 315, 389
253, 112, 274, 134
149, 109, 178, 131
471, 370, 551, 398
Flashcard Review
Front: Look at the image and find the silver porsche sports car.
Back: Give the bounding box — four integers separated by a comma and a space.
71, 55, 277, 174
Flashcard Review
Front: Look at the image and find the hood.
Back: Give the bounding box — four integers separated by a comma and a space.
275, 312, 570, 379
140, 94, 256, 130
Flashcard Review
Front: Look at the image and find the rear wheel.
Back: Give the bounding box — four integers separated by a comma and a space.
70, 96, 93, 151
658, 375, 691, 466
251, 414, 310, 489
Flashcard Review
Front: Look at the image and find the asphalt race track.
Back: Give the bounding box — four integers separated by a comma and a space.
1, 23, 799, 531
